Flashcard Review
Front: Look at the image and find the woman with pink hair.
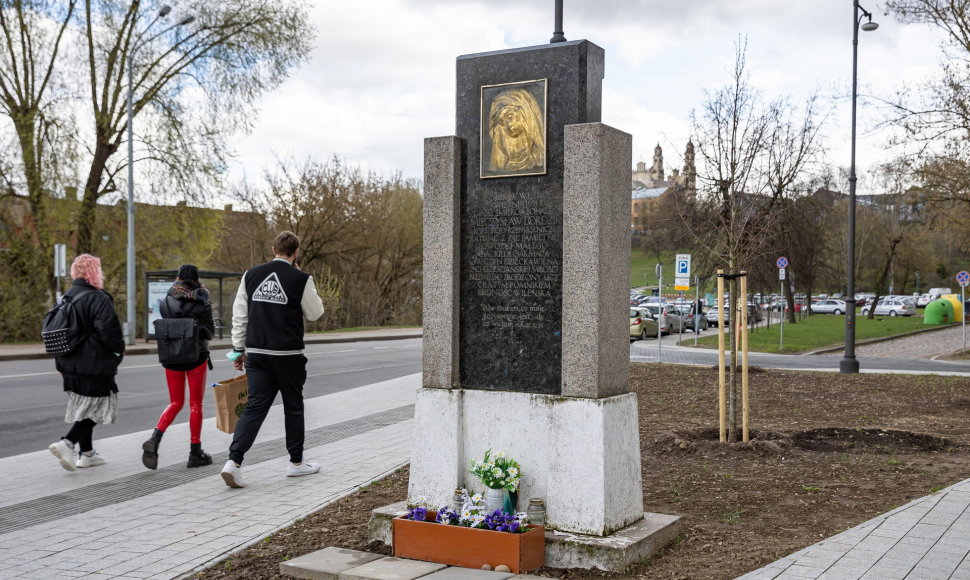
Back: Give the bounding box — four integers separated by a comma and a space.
48, 254, 125, 471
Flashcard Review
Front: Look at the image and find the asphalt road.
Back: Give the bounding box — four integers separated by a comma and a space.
5, 333, 969, 459
0, 338, 423, 459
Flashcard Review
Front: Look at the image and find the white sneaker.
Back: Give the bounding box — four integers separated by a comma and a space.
221, 460, 245, 488
49, 439, 76, 472
286, 461, 321, 477
76, 451, 105, 468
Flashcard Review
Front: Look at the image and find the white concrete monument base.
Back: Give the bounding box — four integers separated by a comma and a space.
407, 387, 644, 536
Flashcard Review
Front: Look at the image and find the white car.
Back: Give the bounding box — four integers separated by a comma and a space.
706, 305, 728, 327
861, 298, 915, 317
812, 299, 847, 315
917, 293, 932, 308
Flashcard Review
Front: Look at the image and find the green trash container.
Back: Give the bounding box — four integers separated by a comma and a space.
924, 299, 953, 324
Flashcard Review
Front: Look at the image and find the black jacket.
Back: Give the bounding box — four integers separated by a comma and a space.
242, 260, 311, 352
159, 281, 215, 371
55, 279, 126, 385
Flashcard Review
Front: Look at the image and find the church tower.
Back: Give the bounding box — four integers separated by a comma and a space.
683, 140, 696, 192
648, 143, 664, 183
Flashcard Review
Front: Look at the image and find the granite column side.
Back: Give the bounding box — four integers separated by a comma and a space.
422, 136, 462, 389
561, 123, 633, 398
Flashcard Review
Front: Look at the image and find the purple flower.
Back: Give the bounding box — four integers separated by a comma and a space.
406, 506, 427, 521
482, 509, 524, 533
435, 507, 459, 525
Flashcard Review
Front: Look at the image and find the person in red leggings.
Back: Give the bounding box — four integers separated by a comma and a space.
142, 265, 216, 469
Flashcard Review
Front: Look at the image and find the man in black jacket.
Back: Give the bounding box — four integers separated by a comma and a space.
221, 231, 325, 488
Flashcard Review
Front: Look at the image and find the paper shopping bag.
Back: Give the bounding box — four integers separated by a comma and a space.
213, 374, 249, 434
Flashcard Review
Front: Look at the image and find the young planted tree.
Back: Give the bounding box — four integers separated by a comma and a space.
689, 41, 824, 441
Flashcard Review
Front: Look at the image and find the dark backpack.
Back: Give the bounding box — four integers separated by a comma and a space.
154, 296, 200, 366
41, 290, 94, 356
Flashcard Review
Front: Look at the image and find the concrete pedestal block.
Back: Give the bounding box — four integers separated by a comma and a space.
407, 388, 643, 536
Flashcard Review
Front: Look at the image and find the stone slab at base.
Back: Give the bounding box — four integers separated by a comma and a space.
545, 512, 683, 572
341, 556, 447, 580
280, 546, 383, 579
368, 504, 683, 573
423, 568, 514, 579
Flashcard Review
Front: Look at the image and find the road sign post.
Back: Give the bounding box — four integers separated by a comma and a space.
656, 264, 663, 363
777, 257, 788, 350
53, 243, 66, 298
958, 271, 970, 351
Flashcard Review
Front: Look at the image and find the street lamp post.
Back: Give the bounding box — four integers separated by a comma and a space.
126, 5, 193, 344
840, 1, 878, 374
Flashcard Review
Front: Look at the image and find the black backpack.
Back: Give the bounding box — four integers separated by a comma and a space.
153, 296, 200, 366
41, 290, 95, 356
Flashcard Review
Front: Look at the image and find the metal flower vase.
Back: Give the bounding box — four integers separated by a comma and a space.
485, 487, 514, 514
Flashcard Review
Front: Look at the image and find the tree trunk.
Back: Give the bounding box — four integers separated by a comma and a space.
77, 144, 115, 253
728, 277, 738, 442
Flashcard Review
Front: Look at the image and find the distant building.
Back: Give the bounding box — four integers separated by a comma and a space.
631, 141, 696, 233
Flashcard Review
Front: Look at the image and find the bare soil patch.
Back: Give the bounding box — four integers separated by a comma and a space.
193, 365, 970, 580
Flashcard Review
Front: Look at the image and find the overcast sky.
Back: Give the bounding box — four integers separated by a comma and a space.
227, 0, 945, 192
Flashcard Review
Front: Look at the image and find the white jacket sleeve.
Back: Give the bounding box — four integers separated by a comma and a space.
231, 273, 249, 351
302, 275, 325, 322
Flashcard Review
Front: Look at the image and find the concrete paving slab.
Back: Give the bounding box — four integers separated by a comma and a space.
338, 556, 447, 580
280, 546, 384, 579
421, 567, 515, 579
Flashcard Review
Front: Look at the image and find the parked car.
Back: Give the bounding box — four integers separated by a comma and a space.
861, 298, 915, 317
706, 305, 727, 327
675, 304, 708, 332
812, 299, 847, 315
630, 307, 660, 341
638, 304, 672, 334
917, 293, 932, 308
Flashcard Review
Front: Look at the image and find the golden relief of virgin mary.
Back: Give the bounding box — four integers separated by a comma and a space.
484, 85, 546, 176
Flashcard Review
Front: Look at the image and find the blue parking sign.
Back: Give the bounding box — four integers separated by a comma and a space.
675, 254, 691, 277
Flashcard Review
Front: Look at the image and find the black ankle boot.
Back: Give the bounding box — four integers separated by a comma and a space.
187, 446, 212, 468
141, 429, 163, 470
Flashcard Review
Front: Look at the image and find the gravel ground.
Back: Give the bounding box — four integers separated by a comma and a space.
825, 323, 968, 359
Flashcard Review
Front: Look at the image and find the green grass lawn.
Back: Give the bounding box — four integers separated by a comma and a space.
681, 313, 941, 354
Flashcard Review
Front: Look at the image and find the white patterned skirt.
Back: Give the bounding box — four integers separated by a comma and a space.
64, 392, 118, 425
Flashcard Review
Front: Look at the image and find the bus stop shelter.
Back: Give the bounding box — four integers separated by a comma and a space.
144, 270, 243, 340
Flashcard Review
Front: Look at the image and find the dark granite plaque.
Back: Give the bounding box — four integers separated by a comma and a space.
457, 40, 604, 394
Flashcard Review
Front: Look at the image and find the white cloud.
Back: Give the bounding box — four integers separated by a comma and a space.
229, 0, 952, 188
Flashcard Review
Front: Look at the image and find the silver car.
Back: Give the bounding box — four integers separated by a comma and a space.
812, 299, 847, 315
861, 298, 914, 317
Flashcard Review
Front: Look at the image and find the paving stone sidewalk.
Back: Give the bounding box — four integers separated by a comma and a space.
738, 479, 970, 579
0, 373, 422, 579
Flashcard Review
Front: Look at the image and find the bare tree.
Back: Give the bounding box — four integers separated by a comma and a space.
0, 0, 79, 297
689, 40, 825, 441
241, 158, 424, 330
73, 0, 313, 252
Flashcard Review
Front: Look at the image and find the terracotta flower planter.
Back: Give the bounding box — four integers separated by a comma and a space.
392, 512, 545, 573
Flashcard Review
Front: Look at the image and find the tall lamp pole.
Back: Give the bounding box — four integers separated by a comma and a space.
840, 1, 878, 373
126, 5, 194, 344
